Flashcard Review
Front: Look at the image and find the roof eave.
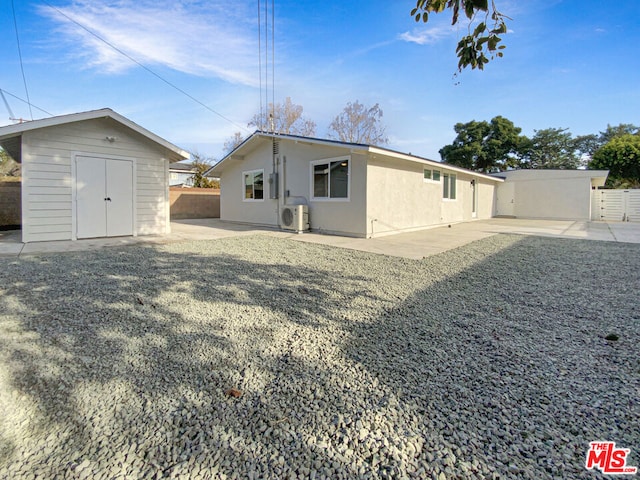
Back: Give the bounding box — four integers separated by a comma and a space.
0, 108, 189, 161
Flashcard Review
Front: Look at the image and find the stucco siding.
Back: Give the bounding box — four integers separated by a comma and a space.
20, 118, 170, 242
494, 170, 606, 220
366, 156, 496, 236
220, 139, 368, 236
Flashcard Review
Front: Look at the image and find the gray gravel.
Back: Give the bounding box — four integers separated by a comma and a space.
0, 233, 638, 479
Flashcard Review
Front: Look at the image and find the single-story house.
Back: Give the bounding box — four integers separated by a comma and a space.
169, 162, 219, 187
170, 162, 198, 187
0, 108, 188, 242
210, 132, 503, 237
491, 169, 609, 220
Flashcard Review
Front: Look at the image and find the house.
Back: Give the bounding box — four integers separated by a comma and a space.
491, 169, 609, 220
0, 108, 189, 242
169, 162, 219, 187
210, 132, 503, 237
169, 162, 197, 187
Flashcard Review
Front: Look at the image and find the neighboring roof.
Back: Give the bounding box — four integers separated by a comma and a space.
0, 108, 189, 162
169, 162, 196, 172
211, 131, 503, 182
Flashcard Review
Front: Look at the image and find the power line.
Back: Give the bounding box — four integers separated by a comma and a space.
11, 0, 33, 121
41, 1, 250, 133
0, 88, 53, 118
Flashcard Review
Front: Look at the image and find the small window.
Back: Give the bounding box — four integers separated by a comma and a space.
311, 157, 349, 200
424, 168, 441, 182
443, 173, 456, 200
243, 169, 264, 201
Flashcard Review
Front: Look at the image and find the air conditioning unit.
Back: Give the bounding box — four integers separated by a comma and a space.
281, 205, 309, 232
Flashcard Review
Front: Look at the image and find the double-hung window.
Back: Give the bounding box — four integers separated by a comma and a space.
311, 157, 349, 200
243, 169, 264, 201
443, 173, 456, 200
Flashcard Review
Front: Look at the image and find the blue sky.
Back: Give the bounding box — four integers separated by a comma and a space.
1, 0, 639, 161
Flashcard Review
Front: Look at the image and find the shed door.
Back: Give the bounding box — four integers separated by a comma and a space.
76, 156, 134, 239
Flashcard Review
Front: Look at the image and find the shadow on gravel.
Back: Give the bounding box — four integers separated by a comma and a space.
0, 236, 386, 478
0, 234, 638, 479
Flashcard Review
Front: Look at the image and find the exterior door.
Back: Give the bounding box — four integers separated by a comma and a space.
76, 156, 134, 239
105, 159, 134, 236
471, 179, 477, 218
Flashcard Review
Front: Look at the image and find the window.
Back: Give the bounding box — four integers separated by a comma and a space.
423, 168, 441, 182
311, 157, 349, 200
243, 169, 264, 201
443, 173, 456, 200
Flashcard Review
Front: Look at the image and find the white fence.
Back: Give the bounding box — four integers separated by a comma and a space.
592, 189, 640, 222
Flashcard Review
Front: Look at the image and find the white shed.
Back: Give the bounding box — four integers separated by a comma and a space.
0, 109, 188, 242
492, 169, 609, 220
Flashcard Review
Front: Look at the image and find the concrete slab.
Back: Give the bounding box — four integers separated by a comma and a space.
0, 218, 638, 259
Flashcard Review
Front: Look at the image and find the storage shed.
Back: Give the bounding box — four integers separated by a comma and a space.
0, 108, 188, 242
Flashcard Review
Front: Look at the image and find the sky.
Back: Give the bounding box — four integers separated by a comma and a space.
1, 0, 639, 162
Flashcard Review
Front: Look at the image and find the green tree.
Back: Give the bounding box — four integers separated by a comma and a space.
327, 101, 388, 145
439, 116, 526, 172
410, 0, 509, 71
598, 123, 640, 145
589, 134, 640, 187
0, 147, 20, 178
574, 124, 640, 160
520, 128, 581, 169
249, 97, 316, 137
190, 153, 219, 189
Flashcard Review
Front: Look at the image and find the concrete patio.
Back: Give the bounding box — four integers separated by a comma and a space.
0, 218, 638, 259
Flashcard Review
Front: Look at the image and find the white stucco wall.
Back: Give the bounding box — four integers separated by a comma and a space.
494, 170, 608, 220
20, 118, 171, 242
220, 138, 368, 236
366, 155, 498, 236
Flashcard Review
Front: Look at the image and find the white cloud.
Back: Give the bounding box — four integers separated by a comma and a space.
38, 1, 260, 86
398, 25, 452, 45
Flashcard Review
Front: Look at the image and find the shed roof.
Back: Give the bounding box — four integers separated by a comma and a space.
0, 108, 189, 162
210, 131, 503, 182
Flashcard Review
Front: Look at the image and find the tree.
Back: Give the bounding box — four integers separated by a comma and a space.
0, 147, 20, 178
572, 123, 640, 163
589, 134, 640, 188
223, 132, 246, 154
248, 97, 316, 137
327, 101, 389, 145
410, 0, 509, 71
598, 123, 640, 145
519, 128, 581, 169
190, 152, 219, 189
439, 116, 526, 172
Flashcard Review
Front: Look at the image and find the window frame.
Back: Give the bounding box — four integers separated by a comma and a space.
442, 172, 457, 200
423, 168, 441, 183
242, 168, 265, 202
310, 156, 351, 202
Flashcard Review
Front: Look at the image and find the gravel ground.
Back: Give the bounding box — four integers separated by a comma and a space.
0, 233, 638, 480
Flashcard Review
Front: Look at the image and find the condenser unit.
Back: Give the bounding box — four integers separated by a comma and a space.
281, 205, 309, 233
